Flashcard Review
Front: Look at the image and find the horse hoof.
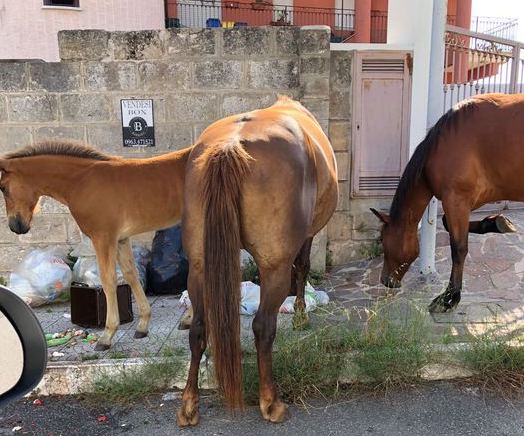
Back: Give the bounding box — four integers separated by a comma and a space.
428, 296, 457, 314
94, 342, 110, 351
261, 399, 290, 423
134, 330, 148, 339
496, 215, 517, 233
176, 408, 199, 427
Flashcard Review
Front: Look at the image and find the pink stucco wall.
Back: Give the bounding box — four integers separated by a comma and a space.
0, 0, 165, 61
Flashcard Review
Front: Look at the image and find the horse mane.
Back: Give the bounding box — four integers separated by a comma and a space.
5, 140, 113, 161
389, 99, 478, 222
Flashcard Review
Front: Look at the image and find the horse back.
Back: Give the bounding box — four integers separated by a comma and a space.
183, 99, 338, 260
426, 93, 524, 205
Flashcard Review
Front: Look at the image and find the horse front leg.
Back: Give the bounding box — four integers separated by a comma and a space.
429, 202, 470, 313
254, 263, 292, 423
177, 266, 206, 427
291, 238, 313, 330
117, 238, 151, 339
92, 236, 119, 350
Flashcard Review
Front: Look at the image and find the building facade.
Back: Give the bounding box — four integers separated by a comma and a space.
0, 0, 165, 61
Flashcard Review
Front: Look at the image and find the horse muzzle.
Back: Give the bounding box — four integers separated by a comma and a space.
9, 215, 30, 235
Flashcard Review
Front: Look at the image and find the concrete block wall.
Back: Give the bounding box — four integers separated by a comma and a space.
0, 26, 334, 276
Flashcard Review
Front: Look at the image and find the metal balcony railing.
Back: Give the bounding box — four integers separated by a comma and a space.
166, 1, 387, 43
447, 15, 519, 41
167, 1, 354, 40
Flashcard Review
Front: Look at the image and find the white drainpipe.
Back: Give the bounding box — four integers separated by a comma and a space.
418, 0, 447, 275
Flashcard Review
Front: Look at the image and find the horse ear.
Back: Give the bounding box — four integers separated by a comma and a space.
370, 208, 390, 225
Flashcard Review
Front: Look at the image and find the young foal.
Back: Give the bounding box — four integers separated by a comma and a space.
0, 141, 191, 350
177, 96, 338, 426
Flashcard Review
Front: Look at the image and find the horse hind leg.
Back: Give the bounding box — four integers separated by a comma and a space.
291, 237, 313, 330
177, 266, 206, 427
442, 214, 516, 234
429, 200, 470, 313
253, 262, 293, 423
117, 238, 151, 339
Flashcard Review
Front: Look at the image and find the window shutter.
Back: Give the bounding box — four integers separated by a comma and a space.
351, 50, 412, 197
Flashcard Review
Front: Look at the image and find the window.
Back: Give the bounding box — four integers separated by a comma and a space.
43, 0, 79, 7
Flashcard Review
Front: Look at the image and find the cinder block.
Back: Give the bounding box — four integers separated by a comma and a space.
275, 27, 300, 56
335, 151, 350, 181
165, 28, 217, 56
33, 126, 85, 143
0, 96, 6, 123
223, 27, 272, 57
0, 63, 27, 91
329, 121, 351, 152
84, 62, 138, 91
187, 29, 217, 56
9, 95, 58, 123
86, 123, 123, 154
222, 94, 276, 117
166, 93, 219, 122
310, 227, 327, 272
29, 62, 81, 92
248, 60, 299, 89
300, 75, 330, 96
109, 30, 164, 60
0, 218, 20, 243
329, 89, 351, 119
330, 51, 352, 88
194, 60, 243, 89
60, 94, 112, 122
300, 56, 330, 75
299, 27, 330, 56
154, 123, 193, 151
39, 196, 69, 214
58, 30, 110, 61
336, 181, 350, 211
327, 239, 360, 265
66, 216, 82, 243
19, 215, 68, 244
300, 98, 329, 120
327, 211, 353, 241
0, 126, 32, 152
138, 61, 192, 91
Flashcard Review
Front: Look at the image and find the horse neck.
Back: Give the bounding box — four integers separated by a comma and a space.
392, 178, 433, 232
14, 156, 100, 206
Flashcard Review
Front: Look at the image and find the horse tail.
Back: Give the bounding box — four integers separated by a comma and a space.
199, 140, 252, 410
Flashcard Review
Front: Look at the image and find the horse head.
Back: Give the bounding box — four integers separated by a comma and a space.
370, 208, 419, 288
0, 159, 39, 235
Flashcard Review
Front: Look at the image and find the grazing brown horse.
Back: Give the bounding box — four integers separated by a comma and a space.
176, 95, 338, 426
370, 93, 524, 313
0, 141, 192, 350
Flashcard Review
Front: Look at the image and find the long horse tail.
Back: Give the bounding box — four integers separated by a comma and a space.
199, 140, 253, 410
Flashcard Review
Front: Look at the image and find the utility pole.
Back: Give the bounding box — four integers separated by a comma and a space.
418, 0, 447, 275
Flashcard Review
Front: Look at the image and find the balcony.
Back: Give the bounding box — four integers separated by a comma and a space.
165, 1, 388, 43
446, 15, 519, 41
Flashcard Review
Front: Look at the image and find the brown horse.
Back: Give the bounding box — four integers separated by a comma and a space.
0, 141, 191, 350
370, 93, 524, 313
176, 96, 338, 426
